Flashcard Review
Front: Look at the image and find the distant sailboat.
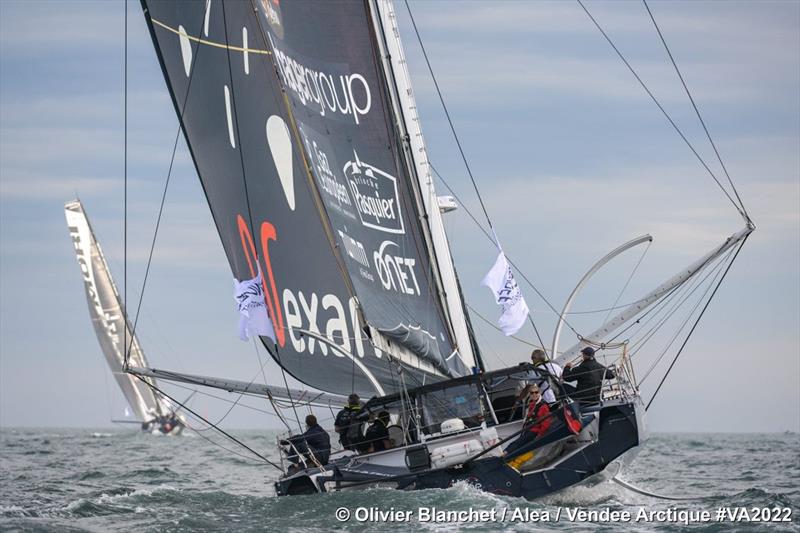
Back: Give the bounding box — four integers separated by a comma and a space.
65, 200, 184, 435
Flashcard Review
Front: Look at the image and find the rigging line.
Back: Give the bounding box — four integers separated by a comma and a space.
623, 255, 713, 348
468, 309, 519, 346
164, 379, 283, 420
576, 0, 746, 219
466, 302, 540, 349
527, 315, 547, 353
471, 318, 510, 367
131, 373, 282, 469
629, 249, 733, 356
430, 162, 577, 335
178, 412, 269, 465
603, 240, 651, 324
603, 242, 730, 347
368, 16, 448, 335
193, 350, 269, 429
125, 5, 207, 367
123, 0, 127, 367
642, 0, 749, 220
274, 344, 304, 434
404, 0, 493, 232
220, 1, 301, 434
646, 235, 749, 411
637, 248, 735, 383
219, 1, 257, 248
251, 337, 282, 428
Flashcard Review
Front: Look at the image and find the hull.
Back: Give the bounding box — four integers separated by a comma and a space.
275, 398, 646, 500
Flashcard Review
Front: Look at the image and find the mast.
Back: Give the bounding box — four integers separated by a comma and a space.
370, 0, 478, 371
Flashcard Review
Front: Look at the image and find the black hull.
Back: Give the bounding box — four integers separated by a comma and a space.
276, 400, 643, 500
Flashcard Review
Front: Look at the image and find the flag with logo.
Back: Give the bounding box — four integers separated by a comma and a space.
234, 269, 276, 343
481, 249, 529, 335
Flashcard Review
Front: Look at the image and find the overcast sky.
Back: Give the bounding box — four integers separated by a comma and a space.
1, 1, 797, 433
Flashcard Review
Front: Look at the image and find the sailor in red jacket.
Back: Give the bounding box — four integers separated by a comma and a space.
524, 386, 551, 437
504, 385, 552, 459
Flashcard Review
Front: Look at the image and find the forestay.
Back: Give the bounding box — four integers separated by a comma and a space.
141, 0, 475, 397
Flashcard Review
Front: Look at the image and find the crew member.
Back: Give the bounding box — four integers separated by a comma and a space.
530, 348, 563, 404
281, 414, 331, 473
334, 393, 365, 451
504, 385, 552, 458
363, 411, 392, 453
562, 346, 615, 405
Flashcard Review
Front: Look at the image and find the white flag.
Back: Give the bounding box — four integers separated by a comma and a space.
481, 250, 529, 335
234, 270, 276, 342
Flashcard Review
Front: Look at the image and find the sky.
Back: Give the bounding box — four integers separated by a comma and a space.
0, 1, 798, 433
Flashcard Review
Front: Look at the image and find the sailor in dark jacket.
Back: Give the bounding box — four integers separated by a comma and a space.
562, 347, 615, 405
281, 414, 331, 471
334, 394, 366, 451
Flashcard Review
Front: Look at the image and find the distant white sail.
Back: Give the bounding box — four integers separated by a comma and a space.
65, 200, 168, 422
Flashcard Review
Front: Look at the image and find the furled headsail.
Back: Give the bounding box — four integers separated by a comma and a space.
141, 0, 478, 396
65, 200, 166, 422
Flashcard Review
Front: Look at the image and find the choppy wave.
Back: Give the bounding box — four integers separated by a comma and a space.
1, 429, 797, 531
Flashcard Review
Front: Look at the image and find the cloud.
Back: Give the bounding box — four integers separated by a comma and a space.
0, 173, 119, 200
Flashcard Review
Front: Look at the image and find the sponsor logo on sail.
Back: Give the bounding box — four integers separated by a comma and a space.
344, 151, 404, 235
374, 240, 420, 296
66, 209, 122, 351
257, 0, 284, 39
267, 35, 371, 125
298, 129, 355, 219
337, 229, 370, 269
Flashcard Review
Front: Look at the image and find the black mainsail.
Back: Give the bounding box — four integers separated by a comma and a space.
141, 0, 477, 397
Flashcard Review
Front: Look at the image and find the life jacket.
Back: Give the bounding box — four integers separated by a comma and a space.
338, 405, 364, 445
524, 399, 551, 437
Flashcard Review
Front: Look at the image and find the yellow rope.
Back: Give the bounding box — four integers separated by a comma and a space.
151, 18, 272, 55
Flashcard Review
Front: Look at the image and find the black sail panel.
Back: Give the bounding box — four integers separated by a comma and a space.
141, 0, 455, 396
255, 1, 467, 377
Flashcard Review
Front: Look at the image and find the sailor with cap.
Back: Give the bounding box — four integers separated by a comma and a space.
561, 347, 616, 405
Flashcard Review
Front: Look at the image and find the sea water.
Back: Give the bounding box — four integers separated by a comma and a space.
1, 429, 797, 532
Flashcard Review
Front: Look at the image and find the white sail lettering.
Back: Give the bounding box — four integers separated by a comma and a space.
374, 240, 420, 295
282, 289, 374, 361
298, 291, 327, 355
347, 73, 371, 124
283, 288, 305, 352
348, 297, 364, 358
319, 73, 336, 113
267, 34, 371, 125
322, 294, 347, 357
335, 75, 351, 115
70, 225, 122, 349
